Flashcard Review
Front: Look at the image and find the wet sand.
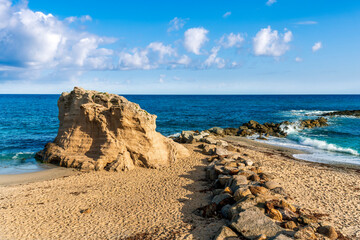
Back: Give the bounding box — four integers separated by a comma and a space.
0, 165, 77, 186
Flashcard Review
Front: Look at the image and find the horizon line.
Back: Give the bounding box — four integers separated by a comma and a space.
0, 93, 360, 96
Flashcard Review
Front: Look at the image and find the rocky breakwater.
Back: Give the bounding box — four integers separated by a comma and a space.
36, 87, 189, 171
196, 143, 343, 240
322, 110, 360, 118
175, 118, 328, 143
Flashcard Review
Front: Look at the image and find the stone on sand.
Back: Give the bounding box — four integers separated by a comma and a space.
230, 207, 283, 239
214, 226, 238, 240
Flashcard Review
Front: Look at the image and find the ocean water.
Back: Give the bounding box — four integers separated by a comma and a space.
0, 94, 360, 174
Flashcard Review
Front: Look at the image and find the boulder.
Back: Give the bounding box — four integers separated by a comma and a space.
230, 175, 249, 192
234, 188, 251, 201
203, 145, 216, 155
216, 140, 229, 147
214, 147, 229, 156
249, 186, 269, 196
268, 208, 283, 221
218, 175, 232, 186
180, 131, 196, 143
224, 128, 239, 136
203, 137, 218, 145
230, 207, 283, 239
214, 226, 239, 240
283, 221, 297, 230
212, 193, 233, 205
317, 226, 338, 240
206, 167, 218, 180
294, 226, 317, 239
209, 127, 225, 135
36, 87, 189, 171
249, 174, 261, 182
191, 131, 209, 142
272, 234, 293, 240
220, 204, 232, 219
244, 160, 254, 166
264, 181, 281, 190
198, 203, 217, 218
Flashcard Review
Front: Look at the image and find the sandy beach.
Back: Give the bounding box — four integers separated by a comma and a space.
0, 138, 359, 239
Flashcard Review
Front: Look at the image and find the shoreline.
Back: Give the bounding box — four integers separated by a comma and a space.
1, 136, 359, 186
225, 136, 360, 171
0, 137, 359, 238
0, 164, 77, 186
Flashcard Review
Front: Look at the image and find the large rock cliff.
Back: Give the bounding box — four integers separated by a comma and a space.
36, 87, 189, 171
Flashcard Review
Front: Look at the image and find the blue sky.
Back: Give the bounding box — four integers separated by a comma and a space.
0, 0, 359, 94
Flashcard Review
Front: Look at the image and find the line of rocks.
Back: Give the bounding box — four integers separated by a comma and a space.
174, 118, 328, 143
322, 110, 360, 118
195, 143, 343, 240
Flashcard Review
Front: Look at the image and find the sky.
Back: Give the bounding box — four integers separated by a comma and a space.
0, 0, 359, 94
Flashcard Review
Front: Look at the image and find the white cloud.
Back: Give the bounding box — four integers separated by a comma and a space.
203, 46, 225, 69
0, 0, 114, 70
159, 74, 165, 83
167, 17, 187, 32
295, 57, 303, 62
223, 12, 231, 18
184, 27, 209, 55
266, 0, 277, 6
283, 30, 293, 43
118, 42, 176, 70
253, 26, 292, 57
65, 15, 92, 23
219, 33, 244, 48
312, 41, 322, 52
118, 49, 150, 70
296, 21, 318, 25
177, 55, 191, 65
147, 42, 176, 60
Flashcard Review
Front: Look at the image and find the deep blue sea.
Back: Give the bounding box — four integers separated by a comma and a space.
1, 94, 360, 174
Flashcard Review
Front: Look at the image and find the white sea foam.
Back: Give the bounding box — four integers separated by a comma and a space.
289, 109, 334, 116
280, 121, 302, 134
297, 136, 359, 156
167, 132, 181, 138
11, 152, 34, 160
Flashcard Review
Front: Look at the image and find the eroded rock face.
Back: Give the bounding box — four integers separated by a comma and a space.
36, 87, 189, 171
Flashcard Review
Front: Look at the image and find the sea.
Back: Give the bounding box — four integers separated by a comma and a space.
0, 94, 360, 174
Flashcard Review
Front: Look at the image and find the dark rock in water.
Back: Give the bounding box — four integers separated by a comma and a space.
223, 117, 328, 138
299, 117, 328, 128
322, 110, 360, 117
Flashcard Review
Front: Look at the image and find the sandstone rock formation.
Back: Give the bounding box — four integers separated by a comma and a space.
36, 87, 189, 171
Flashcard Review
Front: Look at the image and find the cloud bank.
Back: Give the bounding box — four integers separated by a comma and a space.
0, 0, 318, 86
0, 0, 115, 71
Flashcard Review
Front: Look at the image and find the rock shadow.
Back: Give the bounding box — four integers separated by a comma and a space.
178, 155, 226, 240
